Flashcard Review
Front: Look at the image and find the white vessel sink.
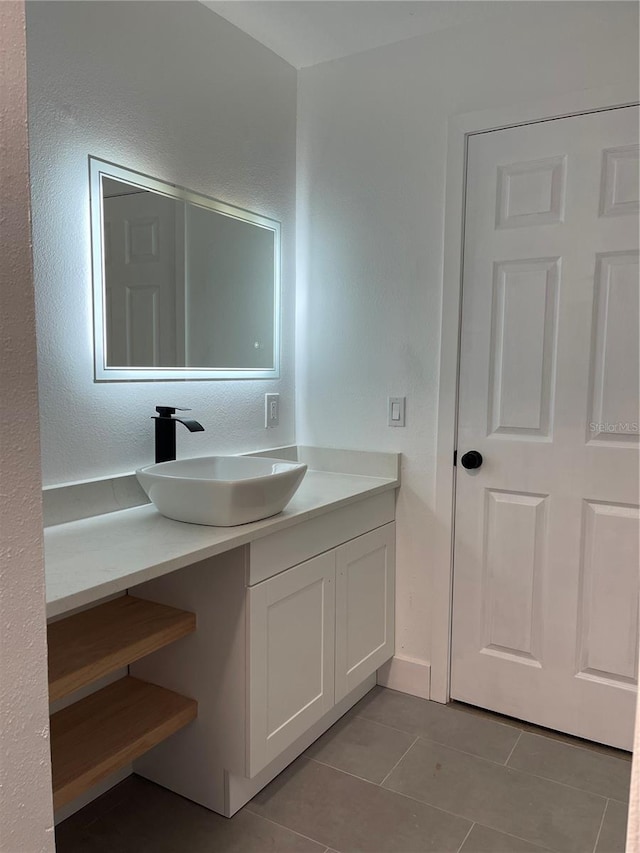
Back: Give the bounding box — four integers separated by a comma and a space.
136, 456, 307, 527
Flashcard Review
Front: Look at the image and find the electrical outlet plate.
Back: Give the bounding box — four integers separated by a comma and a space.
388, 396, 406, 427
265, 393, 279, 428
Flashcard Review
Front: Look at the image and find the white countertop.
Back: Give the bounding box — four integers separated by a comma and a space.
45, 469, 398, 618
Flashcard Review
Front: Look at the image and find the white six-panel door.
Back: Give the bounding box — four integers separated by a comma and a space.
451, 106, 639, 749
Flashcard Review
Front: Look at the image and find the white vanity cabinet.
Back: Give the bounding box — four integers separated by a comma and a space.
130, 492, 395, 816
44, 449, 400, 820
247, 523, 395, 777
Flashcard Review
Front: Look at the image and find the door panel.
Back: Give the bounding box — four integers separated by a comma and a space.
600, 145, 639, 217
588, 252, 640, 443
247, 551, 335, 777
452, 105, 639, 749
496, 154, 567, 229
577, 501, 640, 685
480, 490, 546, 665
488, 258, 559, 438
335, 525, 395, 703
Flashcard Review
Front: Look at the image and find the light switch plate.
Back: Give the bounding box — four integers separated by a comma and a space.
388, 396, 406, 427
265, 393, 279, 428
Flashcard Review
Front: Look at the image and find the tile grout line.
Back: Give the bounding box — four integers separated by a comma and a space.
378, 783, 561, 853
355, 710, 528, 767
305, 755, 388, 785
263, 736, 623, 824
591, 799, 609, 853
385, 730, 626, 802
248, 757, 484, 846
356, 702, 625, 786
503, 730, 523, 766
247, 756, 386, 798
412, 695, 525, 735
327, 709, 628, 802
245, 809, 332, 849
455, 821, 475, 853
518, 729, 632, 762
242, 758, 560, 853
474, 822, 561, 853
500, 763, 626, 802
354, 709, 437, 739
379, 736, 420, 787
450, 699, 631, 755
357, 697, 523, 737
430, 695, 631, 762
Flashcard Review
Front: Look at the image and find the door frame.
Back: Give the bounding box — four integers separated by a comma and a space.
431, 83, 640, 704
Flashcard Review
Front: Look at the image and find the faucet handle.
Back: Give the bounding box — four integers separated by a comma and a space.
155, 406, 191, 418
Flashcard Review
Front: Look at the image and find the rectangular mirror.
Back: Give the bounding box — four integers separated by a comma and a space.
89, 157, 281, 381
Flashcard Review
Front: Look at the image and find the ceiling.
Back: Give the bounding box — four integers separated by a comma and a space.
201, 1, 517, 69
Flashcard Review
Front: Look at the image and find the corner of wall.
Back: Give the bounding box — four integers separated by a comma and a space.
0, 2, 55, 849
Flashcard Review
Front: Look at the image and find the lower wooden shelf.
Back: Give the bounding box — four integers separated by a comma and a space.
51, 676, 197, 809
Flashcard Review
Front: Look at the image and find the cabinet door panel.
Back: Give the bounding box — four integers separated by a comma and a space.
335, 524, 395, 703
247, 551, 335, 777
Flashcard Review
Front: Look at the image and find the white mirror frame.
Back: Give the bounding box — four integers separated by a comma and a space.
89, 157, 281, 382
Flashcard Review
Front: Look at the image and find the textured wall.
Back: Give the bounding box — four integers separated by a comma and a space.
296, 1, 639, 670
27, 1, 297, 485
0, 2, 55, 849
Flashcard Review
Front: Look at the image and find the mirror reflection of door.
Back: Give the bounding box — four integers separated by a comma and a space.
103, 179, 184, 367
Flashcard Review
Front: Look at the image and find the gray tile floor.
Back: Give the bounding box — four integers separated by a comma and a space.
56, 687, 631, 853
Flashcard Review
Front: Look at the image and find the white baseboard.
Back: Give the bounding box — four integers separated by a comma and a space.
377, 655, 431, 700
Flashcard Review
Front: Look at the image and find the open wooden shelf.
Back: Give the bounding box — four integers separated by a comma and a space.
50, 676, 197, 809
48, 595, 196, 702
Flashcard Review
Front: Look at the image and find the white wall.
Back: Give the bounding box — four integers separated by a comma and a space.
296, 2, 639, 675
0, 2, 55, 849
26, 1, 297, 486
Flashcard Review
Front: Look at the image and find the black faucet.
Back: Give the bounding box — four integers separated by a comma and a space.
152, 406, 205, 463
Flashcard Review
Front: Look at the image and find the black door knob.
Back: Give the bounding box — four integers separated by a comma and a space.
461, 450, 483, 470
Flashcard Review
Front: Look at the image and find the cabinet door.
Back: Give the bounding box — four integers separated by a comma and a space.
247, 551, 335, 777
335, 523, 395, 703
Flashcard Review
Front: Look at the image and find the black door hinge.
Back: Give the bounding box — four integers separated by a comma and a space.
453, 450, 457, 466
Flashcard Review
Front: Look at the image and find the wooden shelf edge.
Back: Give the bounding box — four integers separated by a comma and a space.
51, 676, 197, 810
48, 595, 196, 702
